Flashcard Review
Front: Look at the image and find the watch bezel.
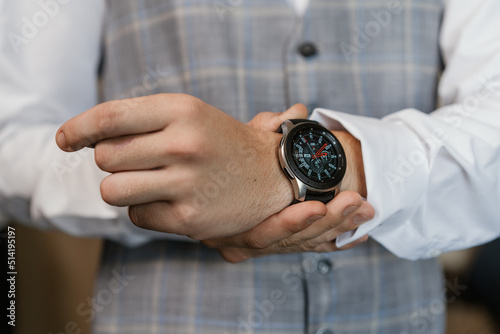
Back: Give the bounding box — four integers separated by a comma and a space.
283, 122, 346, 190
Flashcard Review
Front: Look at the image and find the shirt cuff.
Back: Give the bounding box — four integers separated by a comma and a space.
310, 108, 434, 259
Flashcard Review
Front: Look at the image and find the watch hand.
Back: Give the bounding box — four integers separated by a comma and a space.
312, 143, 327, 159
303, 136, 316, 156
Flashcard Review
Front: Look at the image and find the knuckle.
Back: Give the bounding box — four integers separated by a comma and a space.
169, 202, 203, 237
298, 240, 317, 252
96, 107, 118, 136
241, 233, 267, 249
336, 220, 356, 234
322, 229, 341, 242
277, 238, 298, 249
183, 135, 205, 155
167, 133, 206, 159
177, 94, 203, 116
314, 242, 338, 253
94, 144, 111, 171
170, 203, 193, 226
322, 217, 342, 231
280, 216, 304, 235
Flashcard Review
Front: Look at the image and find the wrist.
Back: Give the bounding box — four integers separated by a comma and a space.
332, 131, 367, 198
263, 132, 295, 209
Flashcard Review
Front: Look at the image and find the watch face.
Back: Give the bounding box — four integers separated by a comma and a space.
285, 122, 346, 189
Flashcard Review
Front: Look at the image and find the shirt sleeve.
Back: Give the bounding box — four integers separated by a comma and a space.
311, 0, 500, 259
0, 0, 190, 246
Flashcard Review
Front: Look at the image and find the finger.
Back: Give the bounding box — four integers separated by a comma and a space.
128, 201, 183, 234
56, 94, 192, 152
95, 132, 174, 172
283, 103, 309, 119
202, 201, 327, 249
312, 234, 369, 252
129, 200, 212, 238
314, 201, 374, 245
336, 234, 370, 250
247, 103, 309, 131
100, 167, 192, 206
247, 112, 284, 131
277, 191, 364, 248
216, 247, 254, 264
217, 234, 370, 264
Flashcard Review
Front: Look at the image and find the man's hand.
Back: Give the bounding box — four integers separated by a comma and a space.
202, 104, 374, 262
56, 94, 295, 240
203, 190, 373, 263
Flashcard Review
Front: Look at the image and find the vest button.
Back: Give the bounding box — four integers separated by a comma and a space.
298, 42, 318, 58
316, 258, 333, 275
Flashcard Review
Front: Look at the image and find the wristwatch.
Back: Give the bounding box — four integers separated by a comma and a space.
277, 119, 346, 204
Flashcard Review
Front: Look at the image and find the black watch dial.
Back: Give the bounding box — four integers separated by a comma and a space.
288, 123, 345, 188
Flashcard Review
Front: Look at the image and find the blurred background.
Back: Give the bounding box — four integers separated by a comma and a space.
1, 224, 498, 334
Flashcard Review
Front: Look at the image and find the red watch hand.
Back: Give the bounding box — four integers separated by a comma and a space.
312, 143, 327, 159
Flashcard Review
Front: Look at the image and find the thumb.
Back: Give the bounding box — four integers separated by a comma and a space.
247, 103, 309, 132
202, 200, 327, 251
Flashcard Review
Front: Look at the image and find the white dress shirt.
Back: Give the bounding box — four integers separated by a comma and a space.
0, 0, 499, 259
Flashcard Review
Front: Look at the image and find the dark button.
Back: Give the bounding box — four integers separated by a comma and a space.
316, 258, 333, 275
298, 42, 318, 58
315, 327, 334, 334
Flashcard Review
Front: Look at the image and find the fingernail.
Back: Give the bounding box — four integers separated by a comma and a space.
306, 215, 324, 224
57, 131, 68, 150
342, 205, 358, 217
353, 215, 371, 225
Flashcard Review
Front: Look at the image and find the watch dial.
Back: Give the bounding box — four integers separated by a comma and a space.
291, 128, 340, 182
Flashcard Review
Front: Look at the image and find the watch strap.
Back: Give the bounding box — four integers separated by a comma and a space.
276, 119, 318, 133
305, 191, 336, 203
291, 189, 337, 204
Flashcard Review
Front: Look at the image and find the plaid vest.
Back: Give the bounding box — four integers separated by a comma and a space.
95, 1, 446, 333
